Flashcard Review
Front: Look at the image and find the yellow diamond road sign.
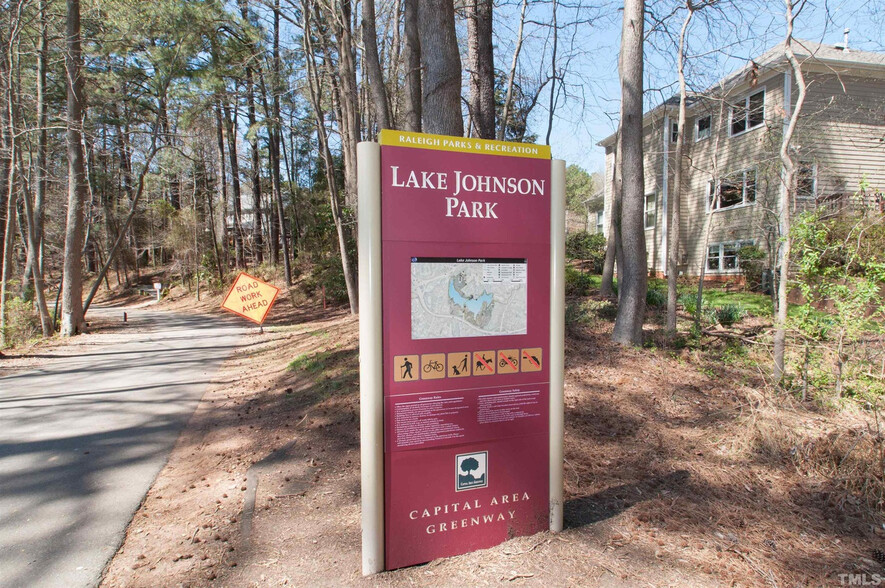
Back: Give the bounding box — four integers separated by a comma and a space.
221, 272, 280, 325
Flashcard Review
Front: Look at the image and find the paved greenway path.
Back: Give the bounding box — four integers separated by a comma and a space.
0, 308, 247, 588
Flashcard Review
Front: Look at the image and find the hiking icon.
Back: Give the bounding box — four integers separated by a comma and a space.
393, 355, 419, 382
401, 357, 414, 379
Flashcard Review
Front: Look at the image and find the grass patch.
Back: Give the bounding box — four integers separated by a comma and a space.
702, 290, 771, 317
287, 351, 330, 374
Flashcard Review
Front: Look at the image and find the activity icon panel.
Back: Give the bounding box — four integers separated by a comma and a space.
497, 349, 520, 374
394, 355, 419, 382
520, 348, 542, 372
392, 347, 545, 382
473, 351, 496, 376
421, 353, 446, 380
448, 352, 471, 378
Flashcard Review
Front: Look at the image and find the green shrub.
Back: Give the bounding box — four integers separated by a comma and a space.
1, 297, 40, 348
565, 300, 593, 330
791, 208, 885, 399
738, 245, 766, 292
565, 266, 594, 297
715, 303, 746, 327
300, 256, 353, 305
565, 231, 606, 273
678, 292, 699, 315
646, 288, 666, 308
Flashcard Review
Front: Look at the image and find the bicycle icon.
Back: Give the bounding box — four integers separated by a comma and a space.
423, 359, 444, 373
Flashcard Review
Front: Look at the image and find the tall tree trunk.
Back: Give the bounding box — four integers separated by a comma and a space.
545, 0, 559, 145
61, 0, 88, 336
279, 114, 300, 260
222, 97, 245, 268
389, 0, 404, 124
214, 98, 230, 272
272, 0, 291, 283
773, 0, 808, 384
466, 0, 494, 139
498, 0, 527, 141
611, 0, 647, 346
246, 99, 264, 257
402, 0, 421, 132
0, 152, 15, 348
16, 150, 53, 336
417, 0, 463, 136
5, 20, 52, 336
666, 4, 695, 337
238, 1, 263, 265
34, 0, 48, 278
334, 0, 360, 206
694, 84, 727, 329
363, 0, 391, 130
204, 165, 224, 284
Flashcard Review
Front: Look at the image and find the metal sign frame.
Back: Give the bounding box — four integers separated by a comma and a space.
357, 135, 565, 575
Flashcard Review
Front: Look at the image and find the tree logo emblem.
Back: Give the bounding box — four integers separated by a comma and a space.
455, 451, 488, 491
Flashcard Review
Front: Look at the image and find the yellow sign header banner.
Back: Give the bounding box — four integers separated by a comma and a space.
379, 129, 551, 160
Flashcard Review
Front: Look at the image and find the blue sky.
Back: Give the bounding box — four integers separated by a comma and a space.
515, 0, 884, 174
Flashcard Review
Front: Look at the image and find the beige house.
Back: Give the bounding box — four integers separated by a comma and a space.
598, 40, 885, 280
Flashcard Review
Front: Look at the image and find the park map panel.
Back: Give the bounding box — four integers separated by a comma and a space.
410, 257, 527, 340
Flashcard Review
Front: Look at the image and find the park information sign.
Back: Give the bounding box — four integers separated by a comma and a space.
220, 272, 280, 325
357, 131, 565, 574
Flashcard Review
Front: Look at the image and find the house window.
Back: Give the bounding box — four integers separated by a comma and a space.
797, 162, 816, 199
595, 210, 604, 234
707, 241, 754, 272
730, 89, 765, 136
644, 193, 656, 229
696, 115, 711, 140
671, 121, 679, 143
707, 245, 720, 271
708, 169, 757, 211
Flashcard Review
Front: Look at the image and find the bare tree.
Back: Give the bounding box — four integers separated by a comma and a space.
498, 0, 528, 141
303, 0, 358, 314
694, 89, 727, 329
612, 0, 648, 346
665, 1, 699, 336
773, 0, 808, 384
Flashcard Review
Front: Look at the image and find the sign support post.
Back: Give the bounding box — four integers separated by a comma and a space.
358, 141, 384, 576
549, 159, 566, 532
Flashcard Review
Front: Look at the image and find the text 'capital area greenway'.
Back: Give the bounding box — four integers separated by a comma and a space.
389, 166, 546, 220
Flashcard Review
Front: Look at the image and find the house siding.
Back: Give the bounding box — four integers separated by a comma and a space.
601, 57, 885, 279
796, 72, 885, 201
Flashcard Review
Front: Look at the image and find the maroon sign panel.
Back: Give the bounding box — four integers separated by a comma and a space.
379, 130, 552, 569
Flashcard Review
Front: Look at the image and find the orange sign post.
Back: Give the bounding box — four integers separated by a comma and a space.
220, 272, 280, 325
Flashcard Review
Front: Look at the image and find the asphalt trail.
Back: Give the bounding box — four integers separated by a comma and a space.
0, 308, 246, 588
